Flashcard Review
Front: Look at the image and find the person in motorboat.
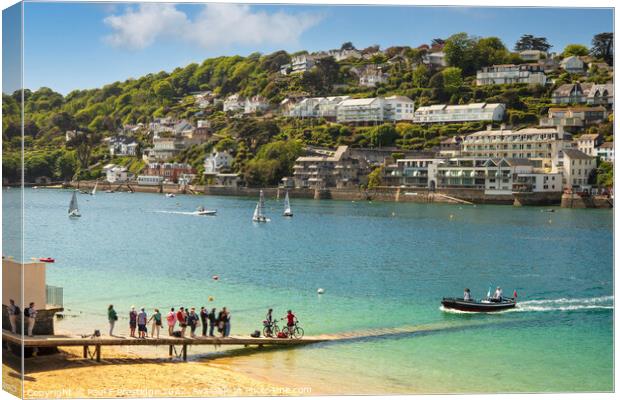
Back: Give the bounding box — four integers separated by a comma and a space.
197, 206, 205, 212
463, 288, 472, 301
492, 287, 503, 302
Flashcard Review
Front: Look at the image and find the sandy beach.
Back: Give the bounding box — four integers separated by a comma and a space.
2, 345, 313, 399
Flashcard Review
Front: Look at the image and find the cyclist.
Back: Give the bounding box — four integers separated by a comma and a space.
264, 308, 274, 337
285, 310, 296, 336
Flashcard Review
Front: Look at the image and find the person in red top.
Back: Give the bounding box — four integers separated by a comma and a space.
176, 307, 187, 337
285, 310, 296, 336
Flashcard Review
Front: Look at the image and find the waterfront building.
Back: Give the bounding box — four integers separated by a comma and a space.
212, 173, 242, 187
223, 94, 245, 113
103, 164, 133, 183
574, 133, 602, 157
551, 82, 614, 105
476, 64, 547, 86
151, 137, 186, 161
137, 175, 164, 186
204, 150, 233, 174
413, 103, 505, 123
596, 142, 614, 163
461, 126, 571, 170
513, 172, 563, 193
144, 162, 196, 184
560, 56, 585, 74
561, 149, 595, 190
292, 146, 368, 189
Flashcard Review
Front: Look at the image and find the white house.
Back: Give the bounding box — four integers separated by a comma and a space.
359, 68, 389, 87
327, 48, 362, 61
413, 103, 505, 123
108, 136, 139, 157
476, 64, 547, 86
103, 164, 133, 183
560, 56, 585, 74
204, 150, 233, 174
596, 142, 614, 163
223, 94, 245, 113
562, 149, 595, 190
137, 175, 164, 186
336, 96, 414, 124
244, 95, 270, 114
519, 50, 547, 62
290, 54, 315, 74
423, 51, 447, 68
574, 133, 602, 157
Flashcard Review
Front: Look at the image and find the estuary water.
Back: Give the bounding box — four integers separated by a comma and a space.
3, 188, 614, 393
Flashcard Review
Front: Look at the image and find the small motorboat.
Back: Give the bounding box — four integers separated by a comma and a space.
542, 209, 555, 213
441, 297, 516, 312
196, 206, 217, 216
39, 257, 55, 263
165, 193, 175, 198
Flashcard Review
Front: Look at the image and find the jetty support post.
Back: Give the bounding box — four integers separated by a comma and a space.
169, 345, 173, 356
95, 344, 101, 362
83, 345, 88, 358
182, 344, 187, 361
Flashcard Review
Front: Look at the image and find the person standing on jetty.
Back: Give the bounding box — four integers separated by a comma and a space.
200, 307, 208, 336
187, 308, 200, 338
129, 306, 138, 337
148, 308, 162, 338
8, 299, 19, 334
25, 302, 37, 337
176, 307, 187, 337
108, 305, 118, 336
137, 308, 148, 339
208, 308, 217, 336
219, 307, 231, 337
167, 308, 176, 336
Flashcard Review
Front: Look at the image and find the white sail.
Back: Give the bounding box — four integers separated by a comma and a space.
253, 190, 268, 222
253, 203, 260, 220
68, 191, 81, 217
91, 182, 98, 196
283, 191, 293, 216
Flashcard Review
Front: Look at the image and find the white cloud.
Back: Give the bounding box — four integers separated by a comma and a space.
103, 4, 322, 50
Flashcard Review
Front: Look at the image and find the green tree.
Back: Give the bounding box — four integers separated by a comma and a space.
369, 124, 398, 148
591, 32, 613, 65
55, 150, 78, 181
443, 32, 477, 75
154, 80, 175, 103
412, 64, 430, 88
474, 37, 509, 67
562, 44, 589, 57
367, 166, 384, 189
514, 34, 552, 52
441, 67, 463, 96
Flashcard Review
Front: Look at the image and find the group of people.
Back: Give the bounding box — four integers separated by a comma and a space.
7, 299, 37, 337
107, 305, 231, 338
462, 287, 506, 302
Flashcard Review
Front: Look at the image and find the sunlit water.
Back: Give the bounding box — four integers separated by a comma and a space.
3, 188, 613, 393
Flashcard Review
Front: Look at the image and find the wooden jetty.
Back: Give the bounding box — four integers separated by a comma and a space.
2, 321, 488, 363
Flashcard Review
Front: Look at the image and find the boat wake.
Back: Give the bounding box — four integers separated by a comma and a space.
514, 296, 613, 312
153, 210, 207, 216
440, 296, 613, 314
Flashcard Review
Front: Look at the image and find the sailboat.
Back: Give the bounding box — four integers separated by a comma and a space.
91, 181, 98, 196
252, 190, 269, 223
283, 191, 293, 217
68, 190, 81, 218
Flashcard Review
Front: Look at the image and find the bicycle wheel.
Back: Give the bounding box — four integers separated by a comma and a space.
292, 326, 304, 339
262, 326, 272, 338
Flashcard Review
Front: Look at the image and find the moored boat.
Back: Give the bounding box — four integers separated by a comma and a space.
441, 297, 516, 312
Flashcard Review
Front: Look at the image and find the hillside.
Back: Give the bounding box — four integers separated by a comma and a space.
2, 32, 614, 185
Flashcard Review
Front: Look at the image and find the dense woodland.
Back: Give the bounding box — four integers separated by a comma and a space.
2, 32, 614, 186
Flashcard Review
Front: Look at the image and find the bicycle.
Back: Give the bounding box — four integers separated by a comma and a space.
262, 319, 280, 338
283, 319, 304, 339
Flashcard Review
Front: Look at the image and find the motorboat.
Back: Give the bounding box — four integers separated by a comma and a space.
39, 257, 55, 263
196, 206, 217, 216
165, 193, 176, 198
441, 297, 516, 312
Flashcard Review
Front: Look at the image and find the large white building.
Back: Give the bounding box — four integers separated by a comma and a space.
476, 64, 547, 86
461, 126, 571, 170
336, 96, 414, 124
413, 103, 505, 124
223, 94, 245, 113
244, 95, 270, 114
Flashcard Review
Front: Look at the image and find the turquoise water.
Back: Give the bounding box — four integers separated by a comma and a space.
3, 188, 614, 393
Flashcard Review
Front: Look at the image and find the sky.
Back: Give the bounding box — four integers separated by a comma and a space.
2, 2, 614, 95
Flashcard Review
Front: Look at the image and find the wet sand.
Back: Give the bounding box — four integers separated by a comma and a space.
2, 345, 314, 399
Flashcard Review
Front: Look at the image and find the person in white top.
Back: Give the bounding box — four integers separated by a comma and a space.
463, 288, 472, 301
26, 302, 37, 337
493, 287, 503, 301
8, 299, 19, 334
